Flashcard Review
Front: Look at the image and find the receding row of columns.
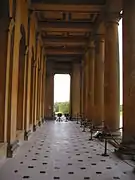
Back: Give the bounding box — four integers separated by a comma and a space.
0, 1, 47, 155
81, 0, 135, 144
82, 21, 119, 132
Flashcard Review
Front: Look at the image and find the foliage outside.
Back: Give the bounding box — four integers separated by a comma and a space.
54, 102, 69, 114
120, 105, 123, 112
120, 105, 123, 116
54, 103, 122, 115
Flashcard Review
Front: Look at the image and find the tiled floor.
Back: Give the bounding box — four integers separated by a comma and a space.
0, 121, 135, 180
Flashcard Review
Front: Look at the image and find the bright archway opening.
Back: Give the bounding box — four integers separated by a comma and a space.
118, 18, 123, 129
54, 74, 71, 116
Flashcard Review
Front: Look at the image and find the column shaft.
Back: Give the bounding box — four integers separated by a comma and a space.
71, 63, 81, 118
0, 1, 10, 142
37, 66, 41, 121
32, 64, 36, 126
84, 52, 90, 119
29, 57, 34, 126
45, 71, 54, 119
42, 59, 46, 118
87, 42, 95, 121
123, 0, 135, 143
34, 60, 39, 124
80, 63, 84, 116
104, 19, 120, 130
39, 52, 44, 119
5, 22, 15, 143
23, 50, 29, 131
16, 39, 26, 131
94, 36, 104, 125
82, 60, 86, 118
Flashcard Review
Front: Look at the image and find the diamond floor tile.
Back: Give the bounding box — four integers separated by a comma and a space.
0, 121, 135, 180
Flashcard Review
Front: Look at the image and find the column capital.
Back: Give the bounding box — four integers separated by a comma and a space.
8, 18, 15, 33
25, 46, 29, 55
94, 34, 105, 43
88, 41, 95, 49
104, 12, 121, 25
28, 9, 34, 19
36, 32, 40, 42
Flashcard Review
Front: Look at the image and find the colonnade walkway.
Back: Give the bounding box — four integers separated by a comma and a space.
0, 121, 135, 180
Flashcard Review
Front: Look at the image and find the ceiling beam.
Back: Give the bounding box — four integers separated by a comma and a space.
45, 49, 83, 55
31, 3, 104, 12
43, 41, 86, 47
43, 37, 88, 43
39, 22, 92, 33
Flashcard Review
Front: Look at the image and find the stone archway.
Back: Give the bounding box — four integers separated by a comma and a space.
16, 25, 26, 131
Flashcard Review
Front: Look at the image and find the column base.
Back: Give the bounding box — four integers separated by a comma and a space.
38, 120, 41, 127
0, 143, 7, 159
133, 168, 135, 174
6, 140, 19, 158
24, 130, 31, 141
33, 125, 36, 132
115, 143, 135, 160
44, 116, 54, 120
42, 117, 45, 124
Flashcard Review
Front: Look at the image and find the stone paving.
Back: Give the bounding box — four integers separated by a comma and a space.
0, 121, 135, 180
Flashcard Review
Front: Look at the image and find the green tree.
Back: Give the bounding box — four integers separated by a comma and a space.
59, 102, 69, 114
54, 102, 59, 112
120, 105, 123, 112
54, 101, 69, 114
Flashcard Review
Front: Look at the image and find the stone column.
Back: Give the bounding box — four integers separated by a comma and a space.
83, 51, 90, 119
26, 12, 34, 128
42, 58, 46, 118
34, 59, 39, 125
23, 47, 29, 133
94, 35, 104, 126
87, 41, 95, 121
122, 0, 135, 143
104, 14, 120, 131
84, 51, 89, 118
5, 19, 15, 144
71, 63, 81, 118
80, 62, 84, 116
39, 55, 43, 121
29, 54, 34, 126
82, 59, 86, 118
37, 59, 41, 124
0, 1, 10, 142
70, 74, 72, 116
38, 51, 45, 124
45, 64, 54, 119
32, 62, 36, 131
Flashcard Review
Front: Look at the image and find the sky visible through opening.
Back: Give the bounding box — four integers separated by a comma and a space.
54, 74, 70, 103
119, 19, 123, 105
54, 19, 123, 104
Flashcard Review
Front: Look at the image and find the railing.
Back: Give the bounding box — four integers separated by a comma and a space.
76, 117, 135, 157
